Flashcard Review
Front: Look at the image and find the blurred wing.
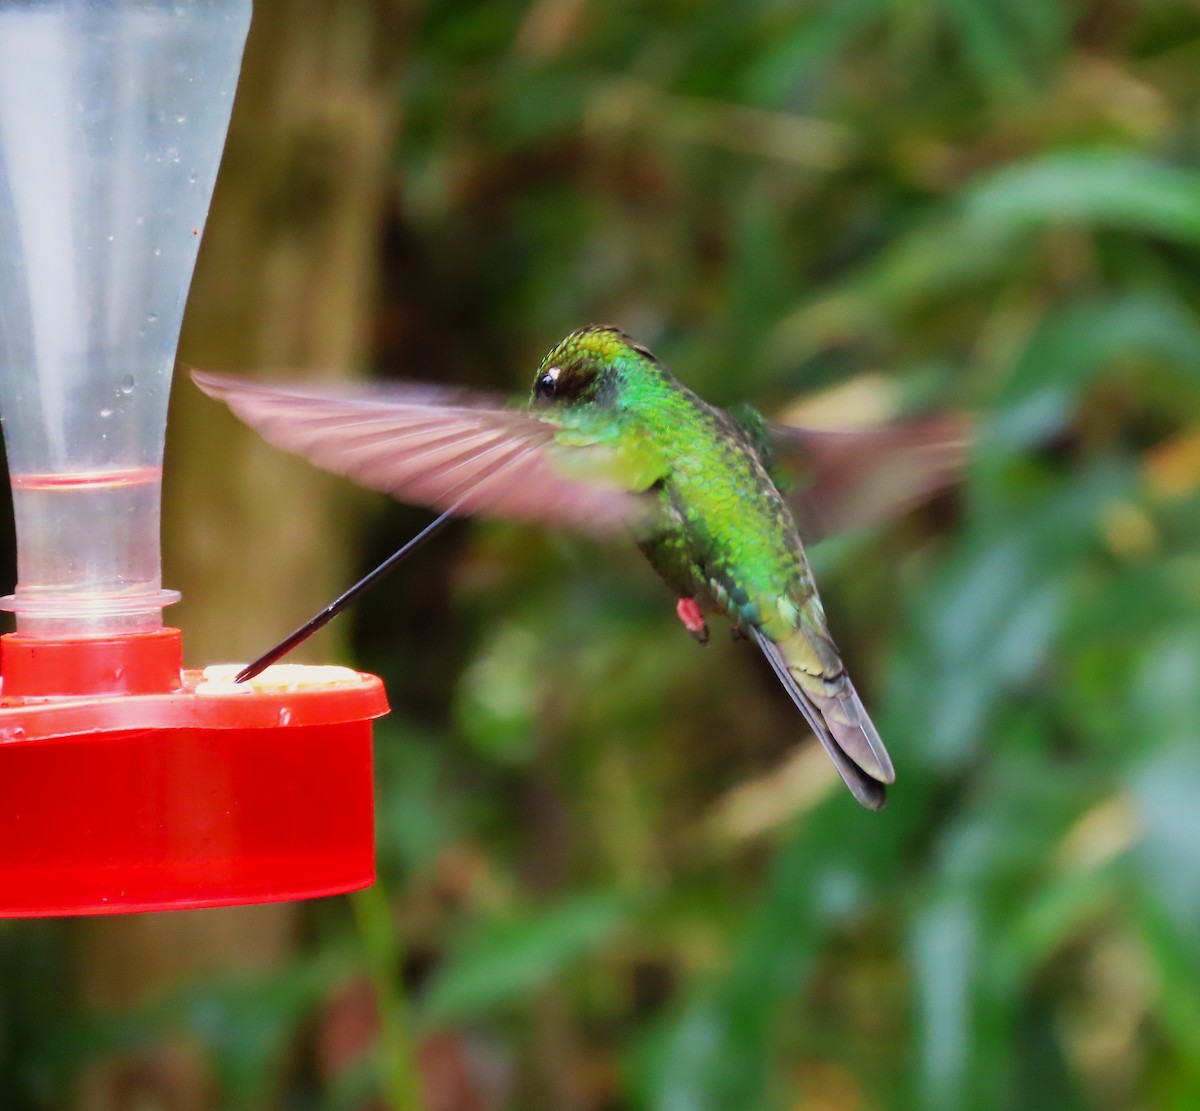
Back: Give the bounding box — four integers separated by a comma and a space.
768, 413, 970, 543
191, 371, 653, 536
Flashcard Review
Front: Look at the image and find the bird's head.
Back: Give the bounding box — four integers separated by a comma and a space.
530, 325, 659, 409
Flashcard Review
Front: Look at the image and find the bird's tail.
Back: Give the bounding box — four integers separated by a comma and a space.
751, 629, 894, 810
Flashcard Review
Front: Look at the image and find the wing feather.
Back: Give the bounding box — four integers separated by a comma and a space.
191, 371, 650, 535
768, 414, 970, 543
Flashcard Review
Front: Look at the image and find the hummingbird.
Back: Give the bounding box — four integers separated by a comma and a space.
193, 325, 966, 809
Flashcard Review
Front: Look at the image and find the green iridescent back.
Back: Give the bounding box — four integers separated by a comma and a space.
535, 327, 823, 642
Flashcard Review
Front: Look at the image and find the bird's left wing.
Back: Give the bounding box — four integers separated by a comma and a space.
731, 403, 969, 544
770, 413, 970, 543
191, 371, 661, 537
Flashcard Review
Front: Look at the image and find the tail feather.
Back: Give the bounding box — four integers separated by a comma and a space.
751, 629, 892, 811
808, 684, 894, 784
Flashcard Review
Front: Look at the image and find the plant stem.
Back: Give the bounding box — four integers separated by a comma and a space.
350, 884, 427, 1111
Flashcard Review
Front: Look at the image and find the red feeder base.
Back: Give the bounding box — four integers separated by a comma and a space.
0, 630, 388, 917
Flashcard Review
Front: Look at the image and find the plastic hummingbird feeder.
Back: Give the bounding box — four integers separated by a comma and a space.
0, 0, 386, 916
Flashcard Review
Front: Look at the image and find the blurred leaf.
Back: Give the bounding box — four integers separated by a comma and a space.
965, 151, 1200, 247
912, 893, 979, 1111
422, 893, 627, 1021
640, 798, 911, 1109
455, 623, 544, 764
1011, 989, 1089, 1111
989, 294, 1200, 449
739, 0, 882, 105
892, 463, 1130, 766
1131, 743, 1200, 939
373, 723, 462, 875
942, 0, 1036, 95
34, 954, 351, 1107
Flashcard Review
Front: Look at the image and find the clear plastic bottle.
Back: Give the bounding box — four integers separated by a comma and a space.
0, 0, 251, 635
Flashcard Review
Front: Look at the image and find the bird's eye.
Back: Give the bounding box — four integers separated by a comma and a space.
535, 368, 560, 400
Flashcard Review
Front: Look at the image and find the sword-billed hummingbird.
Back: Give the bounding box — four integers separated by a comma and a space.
194, 325, 966, 809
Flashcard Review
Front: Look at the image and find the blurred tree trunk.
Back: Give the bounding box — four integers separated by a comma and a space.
75, 0, 401, 1105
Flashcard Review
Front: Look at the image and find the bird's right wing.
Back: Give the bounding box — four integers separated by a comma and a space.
192, 371, 662, 537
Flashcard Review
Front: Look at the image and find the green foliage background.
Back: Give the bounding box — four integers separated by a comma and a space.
6, 1, 1200, 1108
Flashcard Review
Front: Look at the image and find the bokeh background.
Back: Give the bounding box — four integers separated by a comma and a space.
4, 0, 1200, 1108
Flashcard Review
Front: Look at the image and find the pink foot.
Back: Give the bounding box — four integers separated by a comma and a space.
676, 597, 710, 646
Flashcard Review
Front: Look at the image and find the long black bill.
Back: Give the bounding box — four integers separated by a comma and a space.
235, 509, 456, 682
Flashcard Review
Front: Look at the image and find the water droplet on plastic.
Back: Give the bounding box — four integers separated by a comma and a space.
119, 375, 135, 395
99, 407, 113, 419
278, 708, 293, 726
188, 170, 198, 184
107, 234, 114, 242
175, 114, 187, 124
146, 313, 158, 325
